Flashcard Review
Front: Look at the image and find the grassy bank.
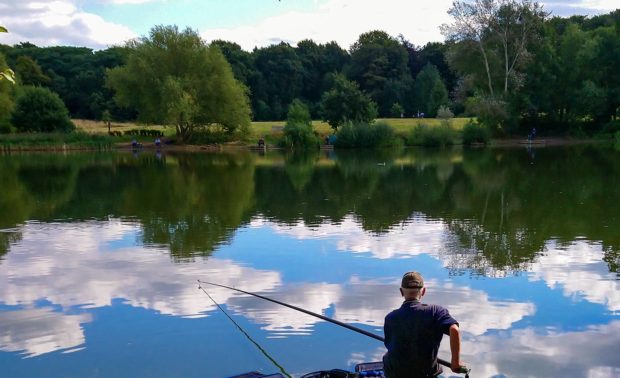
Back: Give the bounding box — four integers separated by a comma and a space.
0, 132, 115, 151
1, 118, 474, 150
75, 118, 472, 143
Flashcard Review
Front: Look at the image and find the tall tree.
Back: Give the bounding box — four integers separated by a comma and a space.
413, 64, 449, 117
211, 40, 254, 85
442, 0, 547, 96
347, 30, 410, 116
107, 25, 251, 141
251, 42, 303, 120
320, 74, 377, 130
296, 39, 349, 116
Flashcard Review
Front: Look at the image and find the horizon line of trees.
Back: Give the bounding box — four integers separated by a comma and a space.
0, 5, 619, 137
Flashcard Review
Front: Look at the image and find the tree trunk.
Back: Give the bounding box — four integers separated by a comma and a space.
478, 41, 494, 96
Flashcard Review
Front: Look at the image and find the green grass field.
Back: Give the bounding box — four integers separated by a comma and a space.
72, 118, 474, 145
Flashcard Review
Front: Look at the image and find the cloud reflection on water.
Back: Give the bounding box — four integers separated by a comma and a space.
530, 239, 620, 312
0, 216, 617, 375
0, 307, 92, 357
349, 320, 620, 378
258, 216, 620, 312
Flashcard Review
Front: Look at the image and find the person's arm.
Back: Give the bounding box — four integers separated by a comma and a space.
383, 316, 391, 349
449, 323, 464, 373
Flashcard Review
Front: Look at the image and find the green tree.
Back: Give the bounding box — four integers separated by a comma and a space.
390, 102, 404, 118
320, 74, 377, 130
250, 42, 303, 120
211, 40, 254, 85
14, 56, 50, 86
296, 39, 349, 117
107, 25, 251, 141
442, 0, 547, 96
347, 30, 411, 116
283, 99, 319, 149
414, 64, 449, 117
11, 86, 74, 133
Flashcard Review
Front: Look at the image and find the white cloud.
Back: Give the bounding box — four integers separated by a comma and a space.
0, 0, 136, 49
529, 239, 620, 312
108, 0, 154, 3
0, 219, 536, 356
227, 276, 534, 338
200, 0, 454, 51
460, 321, 620, 377
251, 215, 449, 260
0, 220, 282, 316
351, 321, 620, 378
200, 0, 620, 51
572, 0, 619, 10
0, 0, 616, 50
0, 220, 285, 356
0, 307, 92, 358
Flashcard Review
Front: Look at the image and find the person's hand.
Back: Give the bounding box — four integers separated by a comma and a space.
451, 360, 468, 374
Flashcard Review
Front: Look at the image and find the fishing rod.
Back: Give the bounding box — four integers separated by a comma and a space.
197, 280, 470, 376
197, 282, 292, 378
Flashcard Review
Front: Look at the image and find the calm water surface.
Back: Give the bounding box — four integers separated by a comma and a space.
0, 146, 619, 377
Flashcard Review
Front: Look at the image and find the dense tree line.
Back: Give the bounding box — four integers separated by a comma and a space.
0, 30, 452, 124
0, 5, 618, 136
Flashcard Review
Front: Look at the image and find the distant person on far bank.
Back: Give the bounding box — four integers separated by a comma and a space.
383, 271, 466, 377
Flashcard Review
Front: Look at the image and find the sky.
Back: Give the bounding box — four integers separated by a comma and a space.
0, 0, 618, 51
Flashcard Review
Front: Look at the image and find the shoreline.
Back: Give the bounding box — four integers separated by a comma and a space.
0, 137, 606, 152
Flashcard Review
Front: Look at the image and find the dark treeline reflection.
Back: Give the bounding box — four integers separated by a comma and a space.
0, 147, 618, 272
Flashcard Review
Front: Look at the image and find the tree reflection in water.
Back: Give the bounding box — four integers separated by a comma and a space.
0, 145, 619, 272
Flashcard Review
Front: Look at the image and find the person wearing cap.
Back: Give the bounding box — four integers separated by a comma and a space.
383, 272, 464, 377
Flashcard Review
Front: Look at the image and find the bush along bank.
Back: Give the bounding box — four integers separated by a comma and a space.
334, 121, 403, 149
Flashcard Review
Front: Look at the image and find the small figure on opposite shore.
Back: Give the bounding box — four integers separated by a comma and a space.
383, 271, 467, 378
131, 139, 142, 149
258, 136, 265, 148
155, 138, 161, 147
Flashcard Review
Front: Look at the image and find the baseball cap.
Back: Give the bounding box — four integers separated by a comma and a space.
401, 271, 424, 289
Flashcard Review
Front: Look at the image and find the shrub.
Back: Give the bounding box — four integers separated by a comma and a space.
436, 105, 454, 119
466, 96, 508, 134
334, 121, 401, 148
283, 99, 319, 149
462, 120, 491, 145
372, 122, 402, 148
407, 123, 454, 147
282, 122, 319, 149
390, 103, 404, 118
12, 86, 74, 133
334, 122, 357, 148
600, 120, 620, 137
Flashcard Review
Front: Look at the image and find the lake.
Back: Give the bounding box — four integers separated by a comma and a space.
0, 146, 619, 377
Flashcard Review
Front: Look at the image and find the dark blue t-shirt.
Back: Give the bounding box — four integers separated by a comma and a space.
383, 300, 458, 378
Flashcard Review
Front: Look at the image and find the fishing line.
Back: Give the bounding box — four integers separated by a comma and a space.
198, 280, 471, 377
197, 281, 292, 378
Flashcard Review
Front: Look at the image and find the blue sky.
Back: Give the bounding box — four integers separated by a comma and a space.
0, 0, 617, 50
80, 0, 320, 38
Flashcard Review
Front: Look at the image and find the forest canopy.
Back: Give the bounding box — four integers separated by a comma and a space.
0, 5, 618, 137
